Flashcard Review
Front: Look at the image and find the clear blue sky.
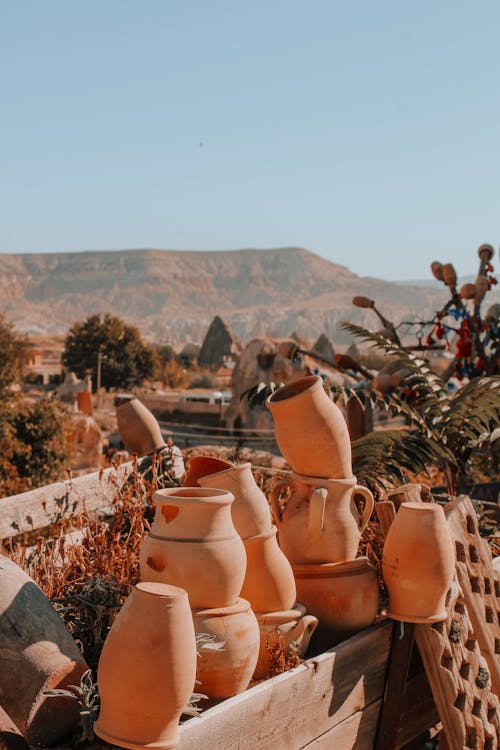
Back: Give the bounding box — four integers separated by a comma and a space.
1, 1, 499, 280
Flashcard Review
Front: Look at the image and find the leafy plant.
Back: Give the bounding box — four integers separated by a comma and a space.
42, 669, 99, 745
332, 324, 500, 494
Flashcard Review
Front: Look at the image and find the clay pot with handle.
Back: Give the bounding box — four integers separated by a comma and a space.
139, 487, 246, 609
266, 375, 352, 479
270, 473, 374, 564
253, 604, 318, 680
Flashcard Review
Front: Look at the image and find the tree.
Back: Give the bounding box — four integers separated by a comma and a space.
62, 314, 156, 391
0, 313, 29, 390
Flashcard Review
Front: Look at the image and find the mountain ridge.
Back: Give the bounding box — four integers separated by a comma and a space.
0, 247, 491, 346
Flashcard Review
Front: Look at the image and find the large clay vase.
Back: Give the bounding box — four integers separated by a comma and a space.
0, 554, 88, 746
382, 502, 455, 623
192, 598, 260, 698
266, 375, 352, 478
240, 526, 296, 613
270, 473, 374, 564
193, 458, 273, 539
253, 604, 318, 680
95, 582, 196, 750
293, 557, 380, 643
115, 397, 166, 456
139, 487, 246, 608
182, 455, 232, 487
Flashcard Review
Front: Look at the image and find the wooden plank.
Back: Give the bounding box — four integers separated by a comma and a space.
374, 621, 415, 750
0, 464, 132, 541
298, 699, 381, 749
395, 671, 439, 748
177, 620, 392, 750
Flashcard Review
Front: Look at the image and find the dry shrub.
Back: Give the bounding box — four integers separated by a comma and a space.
265, 634, 302, 678
6, 455, 170, 672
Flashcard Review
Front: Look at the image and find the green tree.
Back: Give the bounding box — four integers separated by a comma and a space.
62, 314, 156, 391
0, 313, 29, 390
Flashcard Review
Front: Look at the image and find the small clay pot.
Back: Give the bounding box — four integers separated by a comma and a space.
192, 598, 260, 698
115, 398, 165, 455
266, 375, 352, 479
140, 487, 247, 609
382, 502, 455, 623
94, 582, 196, 750
253, 604, 318, 680
240, 526, 296, 614
293, 557, 380, 643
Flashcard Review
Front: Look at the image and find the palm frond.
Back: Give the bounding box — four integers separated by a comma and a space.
443, 376, 500, 465
352, 428, 455, 496
340, 322, 450, 427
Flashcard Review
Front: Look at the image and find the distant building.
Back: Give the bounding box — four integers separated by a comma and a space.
27, 346, 64, 384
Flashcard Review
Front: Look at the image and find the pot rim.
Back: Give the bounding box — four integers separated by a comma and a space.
398, 501, 443, 512
153, 487, 235, 506
192, 597, 252, 617
292, 557, 374, 579
198, 461, 252, 482
135, 581, 189, 600
266, 375, 323, 407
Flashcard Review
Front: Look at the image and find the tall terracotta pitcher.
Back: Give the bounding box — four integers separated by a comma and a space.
270, 473, 374, 564
382, 502, 455, 623
266, 375, 352, 478
95, 582, 196, 750
139, 487, 246, 608
115, 396, 166, 456
183, 456, 273, 539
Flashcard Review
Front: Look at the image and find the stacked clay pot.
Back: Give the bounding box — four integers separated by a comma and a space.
140, 485, 260, 698
266, 376, 379, 642
182, 456, 317, 679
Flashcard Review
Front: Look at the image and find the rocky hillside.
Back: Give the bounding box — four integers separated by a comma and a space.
0, 247, 488, 346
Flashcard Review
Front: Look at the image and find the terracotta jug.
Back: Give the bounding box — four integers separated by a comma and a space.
0, 554, 88, 746
192, 458, 273, 539
182, 455, 232, 486
266, 375, 352, 478
253, 604, 318, 680
382, 501, 455, 623
139, 487, 246, 609
293, 557, 380, 643
270, 473, 374, 564
95, 582, 196, 750
115, 397, 166, 455
192, 598, 260, 698
240, 526, 296, 613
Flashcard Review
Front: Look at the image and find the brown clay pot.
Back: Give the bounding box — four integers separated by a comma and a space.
270, 473, 374, 564
94, 582, 196, 750
115, 397, 166, 455
292, 557, 379, 642
253, 604, 318, 680
139, 487, 246, 609
182, 455, 232, 486
196, 460, 273, 539
192, 598, 260, 698
266, 375, 352, 478
382, 501, 455, 623
240, 526, 296, 613
0, 555, 88, 746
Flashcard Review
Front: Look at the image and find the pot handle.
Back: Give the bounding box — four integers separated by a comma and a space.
269, 480, 292, 526
353, 486, 375, 533
308, 487, 328, 533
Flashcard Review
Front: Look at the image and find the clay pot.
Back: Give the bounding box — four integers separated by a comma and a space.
382, 501, 455, 623
270, 474, 374, 564
115, 397, 166, 456
266, 375, 352, 479
240, 526, 296, 613
292, 557, 379, 642
194, 459, 273, 539
139, 487, 246, 609
95, 582, 196, 750
253, 604, 318, 680
442, 263, 457, 288
192, 598, 260, 698
182, 455, 232, 487
0, 554, 88, 746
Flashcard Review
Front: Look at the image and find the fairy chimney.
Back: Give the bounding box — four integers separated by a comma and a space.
197, 315, 240, 368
